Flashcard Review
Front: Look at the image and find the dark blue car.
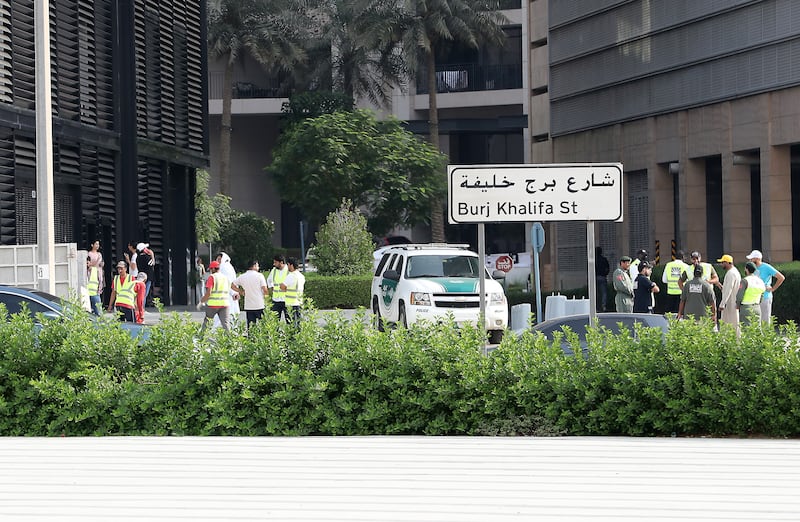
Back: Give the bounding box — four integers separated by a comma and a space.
0, 285, 148, 341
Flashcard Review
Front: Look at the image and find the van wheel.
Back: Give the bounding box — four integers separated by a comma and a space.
488, 330, 503, 344
373, 299, 385, 332
398, 302, 408, 329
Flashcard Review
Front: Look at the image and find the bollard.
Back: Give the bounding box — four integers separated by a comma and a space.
511, 303, 532, 331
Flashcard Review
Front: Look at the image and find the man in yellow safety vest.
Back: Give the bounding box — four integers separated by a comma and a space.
107, 260, 136, 322
198, 260, 230, 334
736, 261, 766, 328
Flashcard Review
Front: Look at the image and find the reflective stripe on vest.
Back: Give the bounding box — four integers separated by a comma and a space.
114, 275, 136, 308
664, 260, 685, 295
88, 266, 100, 294
741, 275, 766, 305
207, 274, 230, 307
270, 267, 288, 301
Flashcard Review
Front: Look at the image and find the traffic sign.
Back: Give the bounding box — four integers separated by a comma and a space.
448, 163, 624, 223
532, 222, 545, 253
495, 255, 513, 272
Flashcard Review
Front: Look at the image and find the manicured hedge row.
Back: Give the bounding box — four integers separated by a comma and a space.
2, 306, 799, 437
303, 273, 372, 309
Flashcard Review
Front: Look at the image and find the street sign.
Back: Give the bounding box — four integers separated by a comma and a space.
448, 163, 624, 224
532, 222, 545, 253
495, 255, 513, 272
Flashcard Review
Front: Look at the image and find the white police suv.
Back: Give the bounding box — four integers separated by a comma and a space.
371, 244, 508, 343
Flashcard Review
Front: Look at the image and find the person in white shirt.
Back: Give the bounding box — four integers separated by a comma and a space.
280, 257, 306, 325
231, 260, 269, 330
214, 252, 240, 328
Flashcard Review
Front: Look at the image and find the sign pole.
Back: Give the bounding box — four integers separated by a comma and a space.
587, 220, 597, 329
531, 222, 545, 324
35, 0, 55, 294
477, 223, 486, 342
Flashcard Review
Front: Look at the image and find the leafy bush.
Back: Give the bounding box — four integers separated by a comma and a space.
312, 201, 373, 276
3, 305, 800, 437
218, 211, 276, 270
304, 273, 372, 309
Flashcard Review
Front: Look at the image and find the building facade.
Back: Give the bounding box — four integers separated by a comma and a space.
534, 0, 800, 288
0, 0, 208, 304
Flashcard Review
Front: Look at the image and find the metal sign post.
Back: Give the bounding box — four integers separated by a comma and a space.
587, 221, 597, 329
531, 222, 545, 324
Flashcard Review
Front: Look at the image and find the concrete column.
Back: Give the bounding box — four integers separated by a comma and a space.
651, 163, 675, 259
760, 144, 792, 261
721, 151, 752, 258
680, 158, 707, 252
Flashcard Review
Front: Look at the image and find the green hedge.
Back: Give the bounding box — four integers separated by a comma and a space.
303, 273, 372, 309
2, 306, 799, 437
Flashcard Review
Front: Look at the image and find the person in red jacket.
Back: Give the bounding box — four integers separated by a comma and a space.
134, 272, 147, 324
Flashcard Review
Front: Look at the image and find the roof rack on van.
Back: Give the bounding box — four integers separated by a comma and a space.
391, 243, 471, 250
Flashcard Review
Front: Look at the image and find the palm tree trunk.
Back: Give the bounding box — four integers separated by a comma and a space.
219, 57, 234, 197
426, 51, 445, 242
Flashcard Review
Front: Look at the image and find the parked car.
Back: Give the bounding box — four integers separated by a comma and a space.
371, 244, 508, 343
0, 285, 148, 341
531, 313, 669, 356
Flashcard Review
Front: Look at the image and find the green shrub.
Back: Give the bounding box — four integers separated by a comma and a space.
312, 200, 373, 276
304, 273, 372, 309
3, 306, 800, 437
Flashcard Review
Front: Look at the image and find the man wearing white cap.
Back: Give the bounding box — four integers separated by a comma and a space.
135, 242, 155, 307
745, 250, 785, 325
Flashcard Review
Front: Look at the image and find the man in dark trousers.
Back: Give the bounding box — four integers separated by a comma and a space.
595, 247, 610, 312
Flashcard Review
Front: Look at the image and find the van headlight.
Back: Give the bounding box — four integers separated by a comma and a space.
410, 292, 431, 306
489, 292, 506, 305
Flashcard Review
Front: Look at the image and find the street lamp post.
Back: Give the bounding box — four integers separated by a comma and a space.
35, 0, 55, 294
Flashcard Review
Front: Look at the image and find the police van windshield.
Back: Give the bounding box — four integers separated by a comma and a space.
406, 255, 480, 278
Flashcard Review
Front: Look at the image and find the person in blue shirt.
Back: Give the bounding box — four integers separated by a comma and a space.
745, 250, 785, 326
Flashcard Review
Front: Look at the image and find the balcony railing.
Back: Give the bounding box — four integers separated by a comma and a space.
208, 71, 292, 100
416, 63, 522, 95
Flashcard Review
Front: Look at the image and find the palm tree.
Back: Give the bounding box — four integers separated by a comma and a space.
387, 0, 508, 241
207, 0, 309, 196
298, 0, 407, 107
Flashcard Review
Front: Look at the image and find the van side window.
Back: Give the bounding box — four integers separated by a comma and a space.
375, 253, 392, 276
394, 255, 404, 276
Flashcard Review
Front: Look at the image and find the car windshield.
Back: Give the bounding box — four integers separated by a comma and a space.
406, 255, 480, 278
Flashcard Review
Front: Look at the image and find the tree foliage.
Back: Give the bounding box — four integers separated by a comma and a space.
207, 0, 310, 195
312, 200, 374, 276
218, 212, 276, 270
387, 0, 509, 240
268, 109, 447, 234
195, 169, 233, 246
280, 91, 354, 129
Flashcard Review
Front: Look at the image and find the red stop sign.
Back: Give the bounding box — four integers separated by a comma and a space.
495, 255, 513, 272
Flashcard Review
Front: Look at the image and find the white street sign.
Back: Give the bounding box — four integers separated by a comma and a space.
448, 163, 624, 223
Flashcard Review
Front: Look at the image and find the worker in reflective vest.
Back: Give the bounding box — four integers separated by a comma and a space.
198, 260, 230, 335
267, 254, 289, 322
87, 256, 102, 316
280, 257, 306, 325
107, 260, 136, 322
661, 251, 688, 313
737, 262, 766, 327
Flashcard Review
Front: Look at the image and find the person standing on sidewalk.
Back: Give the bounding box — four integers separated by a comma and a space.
135, 243, 155, 308
232, 260, 268, 330
594, 247, 610, 312
613, 256, 634, 313
715, 254, 741, 334
633, 261, 659, 313
86, 256, 103, 316
280, 257, 306, 325
198, 260, 230, 334
267, 254, 289, 322
107, 261, 136, 322
662, 250, 688, 313
737, 261, 766, 327
745, 249, 785, 326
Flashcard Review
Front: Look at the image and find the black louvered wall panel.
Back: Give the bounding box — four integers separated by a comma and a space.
93, 0, 114, 130
0, 0, 12, 105
0, 128, 15, 244
11, 1, 34, 110
77, 0, 97, 125
159, 3, 176, 146
79, 146, 99, 221
54, 0, 80, 121
133, 1, 149, 137
173, 15, 189, 147
96, 149, 115, 220
144, 7, 162, 141
184, 1, 204, 151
